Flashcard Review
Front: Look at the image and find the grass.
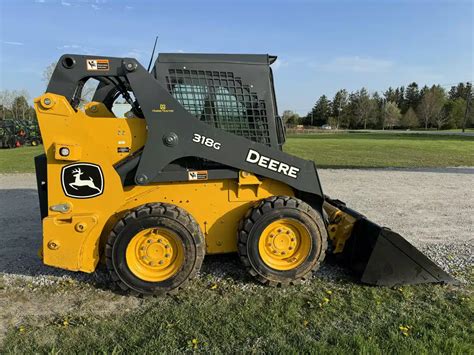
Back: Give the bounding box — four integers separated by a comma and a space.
2, 257, 473, 353
0, 146, 43, 173
285, 133, 474, 168
1, 132, 473, 174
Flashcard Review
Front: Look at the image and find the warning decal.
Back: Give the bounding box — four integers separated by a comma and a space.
86, 59, 110, 71
188, 170, 208, 181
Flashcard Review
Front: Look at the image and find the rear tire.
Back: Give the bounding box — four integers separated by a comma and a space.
105, 203, 205, 296
238, 196, 327, 286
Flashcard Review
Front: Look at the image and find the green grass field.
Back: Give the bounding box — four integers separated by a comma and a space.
285, 133, 474, 168
0, 146, 43, 173
2, 260, 473, 353
1, 133, 473, 173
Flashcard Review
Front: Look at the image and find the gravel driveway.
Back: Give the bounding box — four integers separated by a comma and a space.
0, 170, 473, 340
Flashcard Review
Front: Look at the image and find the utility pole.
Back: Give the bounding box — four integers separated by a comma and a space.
462, 87, 472, 133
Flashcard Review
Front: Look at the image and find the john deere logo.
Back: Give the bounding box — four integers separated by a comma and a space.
61, 163, 104, 199
152, 104, 174, 113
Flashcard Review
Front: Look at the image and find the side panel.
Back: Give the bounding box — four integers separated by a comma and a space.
35, 94, 146, 272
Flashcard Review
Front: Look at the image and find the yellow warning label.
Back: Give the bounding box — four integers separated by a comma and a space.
86, 59, 109, 71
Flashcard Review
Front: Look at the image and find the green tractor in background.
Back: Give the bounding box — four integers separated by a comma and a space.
23, 121, 42, 146
0, 120, 19, 148
0, 119, 42, 148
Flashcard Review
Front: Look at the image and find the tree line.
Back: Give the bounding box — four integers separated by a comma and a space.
283, 82, 473, 131
0, 90, 36, 121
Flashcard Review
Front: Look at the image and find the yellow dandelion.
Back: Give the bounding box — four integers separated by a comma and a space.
210, 283, 218, 290
303, 320, 309, 327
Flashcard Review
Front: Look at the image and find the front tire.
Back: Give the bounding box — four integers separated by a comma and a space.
238, 196, 327, 286
105, 203, 205, 296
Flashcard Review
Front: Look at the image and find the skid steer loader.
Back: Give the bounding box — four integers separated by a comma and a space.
33, 53, 454, 295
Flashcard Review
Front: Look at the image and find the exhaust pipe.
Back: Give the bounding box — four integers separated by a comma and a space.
323, 197, 457, 286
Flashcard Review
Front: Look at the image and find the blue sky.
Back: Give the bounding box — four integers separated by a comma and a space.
0, 0, 472, 114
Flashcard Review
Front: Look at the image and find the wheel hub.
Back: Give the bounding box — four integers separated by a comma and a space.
137, 233, 175, 268
266, 227, 298, 258
126, 227, 184, 282
258, 218, 312, 270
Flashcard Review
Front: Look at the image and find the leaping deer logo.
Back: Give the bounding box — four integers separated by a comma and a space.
69, 168, 101, 192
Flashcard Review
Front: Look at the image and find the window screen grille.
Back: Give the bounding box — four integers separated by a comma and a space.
166, 69, 271, 145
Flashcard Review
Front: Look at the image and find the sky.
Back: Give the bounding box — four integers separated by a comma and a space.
0, 0, 473, 114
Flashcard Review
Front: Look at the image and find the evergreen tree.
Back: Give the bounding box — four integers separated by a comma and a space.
310, 95, 331, 126
404, 82, 420, 113
330, 89, 348, 129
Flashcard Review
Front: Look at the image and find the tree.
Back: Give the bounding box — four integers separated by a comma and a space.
445, 98, 466, 129
417, 85, 446, 129
331, 89, 348, 129
43, 62, 57, 84
384, 87, 397, 103
310, 95, 331, 126
404, 82, 420, 112
395, 86, 405, 111
281, 110, 300, 127
11, 90, 31, 120
400, 107, 418, 128
382, 101, 401, 129
0, 90, 14, 120
354, 88, 375, 129
448, 82, 472, 101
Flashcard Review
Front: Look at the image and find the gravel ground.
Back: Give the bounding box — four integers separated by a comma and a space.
0, 170, 473, 340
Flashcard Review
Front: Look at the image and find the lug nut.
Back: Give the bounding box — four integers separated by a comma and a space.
159, 260, 164, 265
164, 244, 170, 249
165, 254, 170, 258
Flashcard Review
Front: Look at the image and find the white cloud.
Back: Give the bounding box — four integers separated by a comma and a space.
61, 0, 71, 6
2, 41, 24, 46
315, 56, 394, 73
57, 44, 81, 49
125, 5, 133, 10
91, 4, 100, 10
34, 0, 46, 3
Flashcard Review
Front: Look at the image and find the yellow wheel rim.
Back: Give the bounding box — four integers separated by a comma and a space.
258, 218, 312, 271
126, 227, 184, 282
